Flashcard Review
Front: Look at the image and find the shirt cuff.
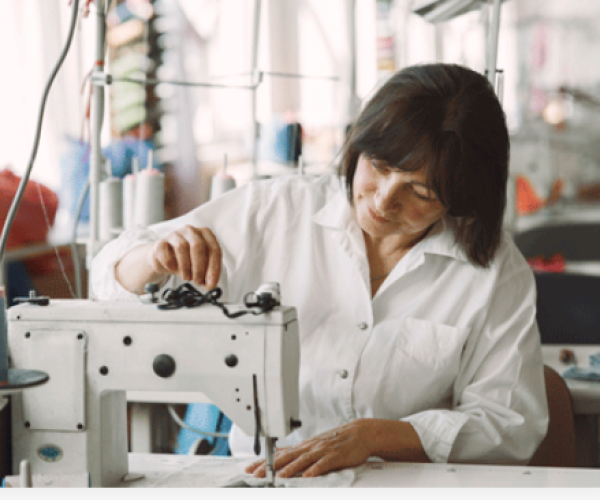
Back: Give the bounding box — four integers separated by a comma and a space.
401, 410, 470, 463
90, 227, 159, 300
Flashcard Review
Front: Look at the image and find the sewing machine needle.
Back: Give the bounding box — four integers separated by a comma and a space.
265, 437, 276, 487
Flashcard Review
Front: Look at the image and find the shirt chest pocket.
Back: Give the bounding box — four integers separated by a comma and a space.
396, 317, 471, 373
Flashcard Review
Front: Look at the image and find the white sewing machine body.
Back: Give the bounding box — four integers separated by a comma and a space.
7, 297, 300, 487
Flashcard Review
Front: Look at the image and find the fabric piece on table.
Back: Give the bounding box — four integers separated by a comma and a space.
563, 352, 600, 382
149, 458, 362, 488
563, 366, 600, 382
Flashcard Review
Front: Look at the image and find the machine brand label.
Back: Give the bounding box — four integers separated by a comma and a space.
38, 444, 63, 463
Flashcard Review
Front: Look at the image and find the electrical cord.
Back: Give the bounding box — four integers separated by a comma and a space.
166, 404, 229, 439
158, 283, 279, 318
0, 0, 80, 264
35, 181, 78, 299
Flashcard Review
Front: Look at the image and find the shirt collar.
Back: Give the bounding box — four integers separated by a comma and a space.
312, 182, 469, 263
420, 218, 469, 263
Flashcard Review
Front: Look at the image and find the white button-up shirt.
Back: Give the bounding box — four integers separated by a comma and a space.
91, 174, 548, 464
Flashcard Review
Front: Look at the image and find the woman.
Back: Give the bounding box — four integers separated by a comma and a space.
92, 63, 548, 479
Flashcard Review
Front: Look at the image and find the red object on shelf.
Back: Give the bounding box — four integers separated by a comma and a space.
0, 168, 58, 250
516, 175, 544, 215
516, 175, 564, 215
0, 168, 61, 277
528, 254, 566, 273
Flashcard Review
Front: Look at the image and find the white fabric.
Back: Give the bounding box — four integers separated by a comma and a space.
92, 174, 548, 465
147, 458, 361, 488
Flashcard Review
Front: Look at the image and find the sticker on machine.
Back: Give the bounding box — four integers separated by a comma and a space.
38, 444, 63, 463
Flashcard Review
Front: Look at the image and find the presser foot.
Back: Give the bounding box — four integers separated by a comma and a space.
265, 467, 276, 487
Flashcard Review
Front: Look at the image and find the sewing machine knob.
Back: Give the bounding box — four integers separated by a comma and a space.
225, 355, 238, 368
144, 283, 160, 303
153, 354, 176, 378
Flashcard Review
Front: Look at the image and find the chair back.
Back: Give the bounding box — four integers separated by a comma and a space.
529, 365, 576, 468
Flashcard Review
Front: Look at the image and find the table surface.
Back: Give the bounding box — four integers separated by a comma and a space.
125, 453, 600, 487
515, 203, 600, 232
542, 345, 600, 414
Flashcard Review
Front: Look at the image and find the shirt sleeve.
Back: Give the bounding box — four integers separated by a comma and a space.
401, 268, 549, 464
91, 227, 166, 300
90, 180, 265, 302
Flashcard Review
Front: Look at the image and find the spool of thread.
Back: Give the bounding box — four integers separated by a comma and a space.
122, 174, 137, 230
123, 156, 140, 230
134, 168, 165, 227
210, 174, 236, 200
99, 177, 123, 241
210, 154, 237, 200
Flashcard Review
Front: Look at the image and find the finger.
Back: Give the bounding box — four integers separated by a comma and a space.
185, 227, 208, 286
252, 463, 266, 478
252, 448, 304, 478
151, 240, 177, 274
272, 447, 306, 472
168, 233, 192, 282
244, 460, 264, 474
199, 228, 222, 289
302, 454, 340, 478
277, 450, 323, 479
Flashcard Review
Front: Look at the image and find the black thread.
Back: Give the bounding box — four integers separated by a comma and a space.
157, 283, 278, 318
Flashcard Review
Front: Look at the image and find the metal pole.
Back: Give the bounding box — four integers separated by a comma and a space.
347, 0, 358, 122
88, 0, 106, 298
251, 0, 262, 179
496, 69, 504, 104
487, 0, 502, 86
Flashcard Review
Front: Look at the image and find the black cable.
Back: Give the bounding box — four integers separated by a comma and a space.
157, 283, 278, 318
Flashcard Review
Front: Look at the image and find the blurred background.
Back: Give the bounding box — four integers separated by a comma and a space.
4, 1, 600, 234
3, 1, 600, 235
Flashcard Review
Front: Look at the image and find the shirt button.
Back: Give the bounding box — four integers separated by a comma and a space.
339, 369, 349, 379
357, 322, 368, 330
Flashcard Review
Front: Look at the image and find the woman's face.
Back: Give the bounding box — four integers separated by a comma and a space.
352, 154, 448, 240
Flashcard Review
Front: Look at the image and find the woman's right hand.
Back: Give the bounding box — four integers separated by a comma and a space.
147, 225, 223, 290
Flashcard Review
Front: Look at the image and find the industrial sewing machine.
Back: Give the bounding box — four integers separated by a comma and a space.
7, 283, 301, 487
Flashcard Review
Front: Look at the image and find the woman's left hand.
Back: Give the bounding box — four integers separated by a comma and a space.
245, 420, 374, 479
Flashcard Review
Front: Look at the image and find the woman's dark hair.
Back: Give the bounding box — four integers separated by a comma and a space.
340, 63, 509, 268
